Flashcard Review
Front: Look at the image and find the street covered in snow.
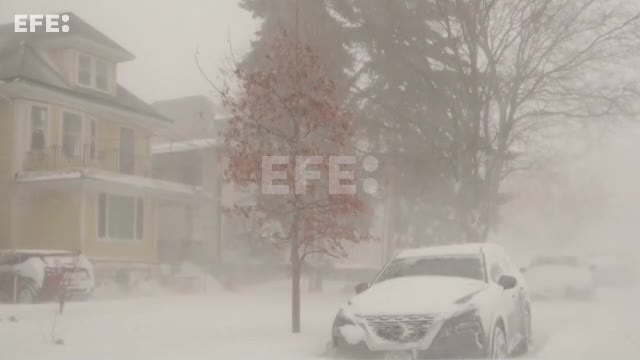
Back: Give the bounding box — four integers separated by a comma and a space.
1, 279, 639, 359
3, 1, 640, 359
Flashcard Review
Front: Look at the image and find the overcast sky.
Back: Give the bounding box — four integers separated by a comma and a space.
0, 0, 258, 103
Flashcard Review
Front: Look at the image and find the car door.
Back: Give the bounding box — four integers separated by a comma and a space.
504, 252, 529, 345
488, 250, 520, 351
496, 250, 524, 351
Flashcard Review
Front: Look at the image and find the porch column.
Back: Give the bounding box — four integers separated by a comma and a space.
184, 205, 195, 261
8, 184, 20, 251
78, 184, 86, 253
9, 185, 22, 303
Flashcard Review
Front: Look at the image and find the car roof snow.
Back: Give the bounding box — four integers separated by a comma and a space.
396, 243, 494, 259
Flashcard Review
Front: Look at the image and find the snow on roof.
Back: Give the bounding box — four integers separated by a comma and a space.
87, 169, 210, 196
396, 243, 487, 259
14, 169, 215, 200
152, 138, 221, 154
13, 170, 81, 182
0, 249, 74, 255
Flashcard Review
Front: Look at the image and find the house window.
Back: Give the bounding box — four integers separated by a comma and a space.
76, 52, 113, 92
78, 54, 92, 87
29, 105, 48, 151
136, 198, 144, 240
62, 112, 83, 157
89, 120, 96, 159
119, 127, 135, 174
95, 59, 109, 91
98, 193, 144, 240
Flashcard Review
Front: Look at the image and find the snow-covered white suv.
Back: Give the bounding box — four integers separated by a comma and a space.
331, 243, 531, 359
0, 250, 94, 303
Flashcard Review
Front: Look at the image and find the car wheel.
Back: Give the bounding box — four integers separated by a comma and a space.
17, 279, 38, 304
513, 307, 532, 355
491, 324, 507, 359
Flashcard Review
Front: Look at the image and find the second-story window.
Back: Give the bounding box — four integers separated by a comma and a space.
76, 53, 113, 92
29, 105, 48, 151
119, 127, 135, 174
62, 112, 83, 157
89, 119, 97, 160
95, 59, 109, 91
78, 54, 92, 87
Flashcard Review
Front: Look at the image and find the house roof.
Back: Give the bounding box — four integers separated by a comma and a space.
0, 14, 171, 123
0, 12, 133, 60
0, 42, 69, 88
151, 95, 234, 140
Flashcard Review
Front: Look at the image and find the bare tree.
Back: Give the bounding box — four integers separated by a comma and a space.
333, 0, 640, 242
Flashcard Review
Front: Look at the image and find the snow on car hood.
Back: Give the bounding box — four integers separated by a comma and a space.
348, 276, 486, 316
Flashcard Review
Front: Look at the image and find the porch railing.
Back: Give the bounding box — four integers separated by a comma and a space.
23, 144, 150, 176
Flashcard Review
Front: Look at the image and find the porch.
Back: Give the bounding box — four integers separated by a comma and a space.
22, 144, 149, 177
7, 169, 216, 267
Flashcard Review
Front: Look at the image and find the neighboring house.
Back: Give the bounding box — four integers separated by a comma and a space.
0, 13, 209, 277
151, 96, 254, 266
152, 138, 223, 265
152, 95, 219, 143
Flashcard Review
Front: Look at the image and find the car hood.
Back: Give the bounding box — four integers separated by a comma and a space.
348, 276, 487, 316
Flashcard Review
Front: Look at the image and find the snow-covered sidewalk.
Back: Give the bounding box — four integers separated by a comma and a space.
2, 280, 639, 359
0, 279, 350, 360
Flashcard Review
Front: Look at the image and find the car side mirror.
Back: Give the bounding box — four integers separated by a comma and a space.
355, 282, 369, 294
498, 275, 517, 290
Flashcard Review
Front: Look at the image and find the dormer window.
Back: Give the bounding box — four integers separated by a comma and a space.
95, 60, 109, 90
76, 52, 113, 92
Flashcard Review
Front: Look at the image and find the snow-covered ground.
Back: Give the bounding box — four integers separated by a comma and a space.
1, 279, 639, 359
532, 287, 640, 359
0, 279, 349, 360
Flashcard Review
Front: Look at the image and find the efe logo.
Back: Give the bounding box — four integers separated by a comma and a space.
14, 14, 70, 33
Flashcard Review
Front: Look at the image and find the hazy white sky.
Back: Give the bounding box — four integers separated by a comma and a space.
0, 0, 258, 102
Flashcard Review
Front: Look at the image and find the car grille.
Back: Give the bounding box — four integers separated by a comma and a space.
361, 314, 436, 343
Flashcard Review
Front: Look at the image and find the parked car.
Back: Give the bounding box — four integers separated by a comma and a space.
331, 243, 531, 359
0, 249, 94, 303
523, 255, 595, 300
589, 256, 636, 288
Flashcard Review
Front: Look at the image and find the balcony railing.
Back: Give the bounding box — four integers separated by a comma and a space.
23, 144, 150, 176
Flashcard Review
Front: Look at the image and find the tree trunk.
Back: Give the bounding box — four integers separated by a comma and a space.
291, 215, 301, 333
291, 189, 301, 333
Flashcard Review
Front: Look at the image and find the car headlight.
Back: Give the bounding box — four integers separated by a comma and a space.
441, 308, 482, 337
333, 309, 355, 330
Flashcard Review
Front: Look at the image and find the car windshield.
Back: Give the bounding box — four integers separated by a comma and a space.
375, 255, 485, 283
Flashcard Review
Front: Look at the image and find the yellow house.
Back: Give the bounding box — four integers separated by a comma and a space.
0, 14, 209, 274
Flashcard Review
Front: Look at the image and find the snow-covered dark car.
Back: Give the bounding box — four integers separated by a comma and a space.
0, 250, 94, 303
331, 243, 531, 359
